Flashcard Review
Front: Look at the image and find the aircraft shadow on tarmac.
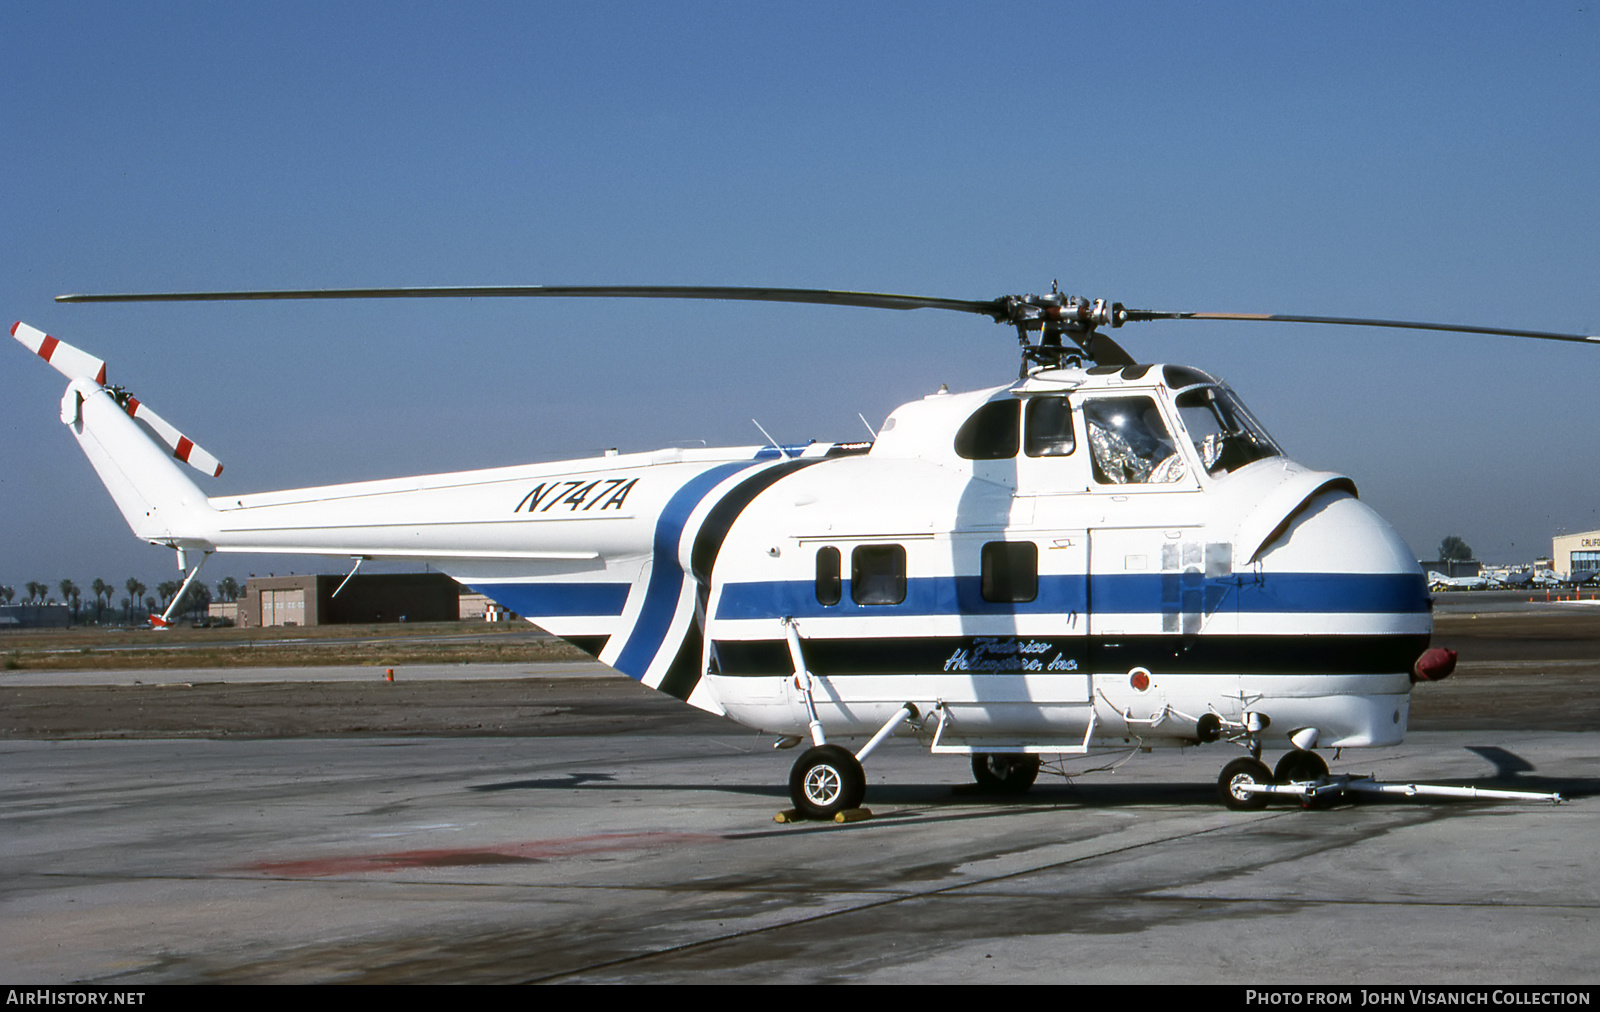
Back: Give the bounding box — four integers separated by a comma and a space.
465, 745, 1596, 812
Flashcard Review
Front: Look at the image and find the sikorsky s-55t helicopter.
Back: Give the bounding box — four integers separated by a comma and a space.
15, 285, 1596, 816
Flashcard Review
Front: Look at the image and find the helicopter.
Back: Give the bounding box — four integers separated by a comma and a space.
13, 285, 1596, 817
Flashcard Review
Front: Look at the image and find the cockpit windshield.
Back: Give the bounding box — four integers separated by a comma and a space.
1173, 383, 1281, 475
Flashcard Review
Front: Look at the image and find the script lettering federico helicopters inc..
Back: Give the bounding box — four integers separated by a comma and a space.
14, 283, 1596, 818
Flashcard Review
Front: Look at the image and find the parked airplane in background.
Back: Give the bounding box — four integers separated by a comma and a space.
16, 282, 1594, 815
1428, 571, 1489, 592
1490, 569, 1535, 589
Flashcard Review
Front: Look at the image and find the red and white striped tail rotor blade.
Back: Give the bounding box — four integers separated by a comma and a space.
11, 322, 107, 385
121, 396, 225, 477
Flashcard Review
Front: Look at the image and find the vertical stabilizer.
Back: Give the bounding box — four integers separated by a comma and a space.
61, 377, 218, 546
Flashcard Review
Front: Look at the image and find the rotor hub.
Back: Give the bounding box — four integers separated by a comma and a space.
994, 292, 1133, 371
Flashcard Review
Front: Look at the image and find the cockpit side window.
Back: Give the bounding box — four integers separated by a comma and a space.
1174, 385, 1282, 475
1024, 396, 1075, 457
1083, 396, 1186, 484
954, 400, 1020, 460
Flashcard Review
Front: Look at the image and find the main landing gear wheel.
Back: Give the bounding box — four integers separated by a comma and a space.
972, 753, 1041, 795
1274, 750, 1332, 809
1274, 750, 1329, 784
1217, 757, 1273, 811
789, 744, 866, 819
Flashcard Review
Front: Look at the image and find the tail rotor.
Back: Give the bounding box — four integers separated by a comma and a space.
12, 322, 224, 478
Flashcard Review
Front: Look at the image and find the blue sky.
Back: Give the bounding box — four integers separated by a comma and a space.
4, 1, 1597, 596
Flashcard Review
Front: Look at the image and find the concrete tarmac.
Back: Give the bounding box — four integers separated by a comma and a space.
4, 718, 1595, 984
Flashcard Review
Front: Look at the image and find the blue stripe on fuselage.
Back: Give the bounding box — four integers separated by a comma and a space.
610, 461, 758, 679
717, 575, 1087, 620
469, 582, 630, 618
1092, 571, 1428, 615
715, 572, 1428, 620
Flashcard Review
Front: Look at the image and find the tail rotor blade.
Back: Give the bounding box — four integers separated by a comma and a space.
121, 396, 224, 477
11, 322, 108, 384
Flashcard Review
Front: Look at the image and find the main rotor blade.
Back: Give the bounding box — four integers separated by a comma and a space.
1123, 309, 1600, 347
54, 284, 1597, 354
57, 284, 1006, 318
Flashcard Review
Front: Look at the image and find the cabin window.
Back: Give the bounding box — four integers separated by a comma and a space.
851, 544, 906, 605
1024, 396, 1075, 457
815, 547, 842, 606
954, 400, 1019, 460
1083, 396, 1186, 484
982, 541, 1038, 603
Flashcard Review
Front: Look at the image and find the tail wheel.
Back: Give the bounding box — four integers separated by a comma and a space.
1218, 757, 1273, 810
789, 744, 866, 819
971, 753, 1042, 795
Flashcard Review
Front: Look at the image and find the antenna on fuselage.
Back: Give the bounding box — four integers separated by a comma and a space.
751, 418, 793, 459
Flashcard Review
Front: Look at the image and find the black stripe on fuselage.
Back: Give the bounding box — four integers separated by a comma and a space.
561, 635, 609, 658
655, 458, 821, 701
689, 459, 819, 584
710, 634, 1431, 677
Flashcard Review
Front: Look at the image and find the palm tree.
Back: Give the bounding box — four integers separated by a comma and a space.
216, 576, 241, 603
27, 581, 47, 604
0, 586, 14, 605
58, 580, 80, 623
92, 578, 111, 623
125, 579, 146, 624
156, 580, 181, 612
184, 582, 212, 621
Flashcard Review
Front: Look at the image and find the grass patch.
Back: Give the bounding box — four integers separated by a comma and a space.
0, 622, 585, 671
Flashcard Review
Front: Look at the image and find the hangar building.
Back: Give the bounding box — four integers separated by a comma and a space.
1553, 530, 1600, 582
241, 573, 463, 628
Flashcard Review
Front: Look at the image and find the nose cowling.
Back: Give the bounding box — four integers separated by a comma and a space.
1237, 488, 1430, 748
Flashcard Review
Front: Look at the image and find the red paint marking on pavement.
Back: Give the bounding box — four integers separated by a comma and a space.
244, 832, 723, 877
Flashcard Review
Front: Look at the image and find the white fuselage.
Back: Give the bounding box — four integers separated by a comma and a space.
60, 359, 1431, 755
